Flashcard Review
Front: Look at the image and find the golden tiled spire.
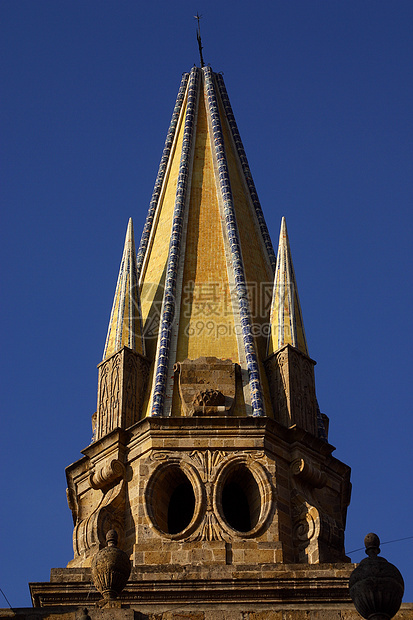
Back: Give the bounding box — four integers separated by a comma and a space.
137, 67, 276, 417
103, 218, 144, 360
267, 217, 308, 356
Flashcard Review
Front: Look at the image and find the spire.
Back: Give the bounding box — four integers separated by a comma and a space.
267, 217, 308, 356
103, 218, 144, 360
62, 65, 352, 586
137, 67, 276, 418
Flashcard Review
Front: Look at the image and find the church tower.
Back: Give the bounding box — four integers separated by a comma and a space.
31, 66, 356, 616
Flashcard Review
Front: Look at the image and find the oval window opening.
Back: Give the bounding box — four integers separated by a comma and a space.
148, 465, 196, 536
221, 465, 261, 533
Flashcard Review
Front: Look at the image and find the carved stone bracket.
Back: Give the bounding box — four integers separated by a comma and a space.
174, 357, 239, 416
290, 456, 346, 563
67, 441, 129, 565
73, 474, 127, 561
90, 459, 126, 490
291, 457, 327, 488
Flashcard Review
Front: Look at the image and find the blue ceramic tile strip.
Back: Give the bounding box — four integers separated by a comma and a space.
150, 67, 199, 416
136, 72, 190, 279
203, 67, 264, 417
215, 73, 276, 274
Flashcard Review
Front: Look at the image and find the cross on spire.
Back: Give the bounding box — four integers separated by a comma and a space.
194, 13, 205, 67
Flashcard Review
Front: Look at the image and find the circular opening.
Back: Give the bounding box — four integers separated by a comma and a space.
221, 464, 261, 533
148, 465, 196, 536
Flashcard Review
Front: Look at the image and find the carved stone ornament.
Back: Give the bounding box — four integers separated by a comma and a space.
90, 459, 125, 490
95, 346, 150, 440
188, 450, 228, 541
291, 457, 327, 488
91, 529, 131, 601
290, 457, 347, 563
174, 357, 239, 416
349, 533, 404, 619
264, 344, 318, 436
72, 461, 127, 561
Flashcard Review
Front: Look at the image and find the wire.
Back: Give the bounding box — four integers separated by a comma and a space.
347, 535, 413, 554
0, 587, 14, 611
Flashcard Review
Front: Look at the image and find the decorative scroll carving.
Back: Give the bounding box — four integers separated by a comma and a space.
291, 492, 318, 544
189, 449, 265, 480
264, 344, 318, 436
290, 453, 347, 563
291, 458, 327, 488
149, 451, 170, 462
242, 450, 266, 462
95, 347, 150, 440
73, 473, 127, 560
174, 357, 239, 416
90, 459, 125, 490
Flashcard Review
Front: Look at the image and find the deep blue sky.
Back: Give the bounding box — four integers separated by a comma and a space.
1, 0, 412, 608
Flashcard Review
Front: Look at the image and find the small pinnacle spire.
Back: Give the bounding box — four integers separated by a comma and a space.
194, 13, 205, 67
267, 217, 309, 356
103, 218, 145, 360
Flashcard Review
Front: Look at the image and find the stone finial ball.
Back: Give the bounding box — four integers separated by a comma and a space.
349, 532, 404, 619
364, 532, 380, 550
106, 529, 118, 546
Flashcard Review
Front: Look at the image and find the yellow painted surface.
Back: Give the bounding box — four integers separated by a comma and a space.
218, 90, 274, 416
105, 251, 143, 359
140, 94, 188, 363
268, 276, 306, 355
105, 282, 121, 358
219, 95, 273, 361
173, 81, 245, 415
140, 361, 155, 419
268, 218, 308, 358
139, 92, 188, 418
294, 290, 307, 353
138, 77, 279, 418
122, 272, 130, 350
119, 272, 144, 355
268, 276, 279, 356
176, 82, 239, 365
